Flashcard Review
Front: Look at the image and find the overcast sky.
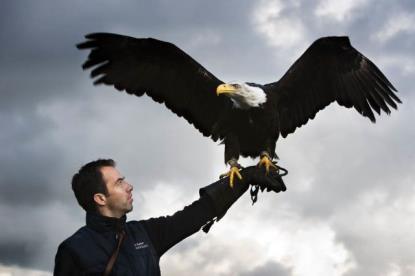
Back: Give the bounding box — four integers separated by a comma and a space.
1, 0, 414, 275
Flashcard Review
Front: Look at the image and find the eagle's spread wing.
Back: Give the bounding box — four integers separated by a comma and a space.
267, 36, 401, 138
77, 33, 231, 139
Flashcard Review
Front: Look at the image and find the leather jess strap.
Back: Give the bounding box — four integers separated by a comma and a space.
104, 230, 126, 276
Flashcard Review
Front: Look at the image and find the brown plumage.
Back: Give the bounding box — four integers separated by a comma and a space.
77, 33, 401, 178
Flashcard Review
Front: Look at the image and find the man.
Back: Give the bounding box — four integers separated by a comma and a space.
54, 159, 286, 275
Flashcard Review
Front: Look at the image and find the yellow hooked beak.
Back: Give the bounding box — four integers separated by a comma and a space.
216, 84, 237, 96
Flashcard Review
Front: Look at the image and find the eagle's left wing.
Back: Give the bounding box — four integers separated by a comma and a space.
266, 36, 401, 138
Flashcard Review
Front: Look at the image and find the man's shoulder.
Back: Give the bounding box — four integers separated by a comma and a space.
127, 217, 163, 229
58, 226, 90, 251
126, 219, 158, 236
126, 219, 147, 229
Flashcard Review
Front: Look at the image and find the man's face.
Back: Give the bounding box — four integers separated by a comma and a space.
100, 166, 134, 218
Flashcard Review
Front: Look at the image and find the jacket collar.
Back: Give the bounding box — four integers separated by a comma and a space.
86, 211, 126, 233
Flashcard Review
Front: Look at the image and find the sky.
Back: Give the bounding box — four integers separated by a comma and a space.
0, 0, 414, 275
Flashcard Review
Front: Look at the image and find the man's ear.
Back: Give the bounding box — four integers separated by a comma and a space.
93, 193, 107, 207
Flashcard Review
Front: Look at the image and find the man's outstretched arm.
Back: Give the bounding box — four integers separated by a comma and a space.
139, 166, 286, 257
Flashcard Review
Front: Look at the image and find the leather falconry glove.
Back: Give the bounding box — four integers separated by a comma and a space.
199, 165, 287, 232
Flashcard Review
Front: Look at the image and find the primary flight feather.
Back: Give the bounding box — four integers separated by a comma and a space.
77, 33, 401, 186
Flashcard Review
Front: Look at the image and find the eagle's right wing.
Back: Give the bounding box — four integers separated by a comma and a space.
77, 33, 231, 140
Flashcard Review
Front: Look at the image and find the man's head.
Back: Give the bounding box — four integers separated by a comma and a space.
72, 159, 134, 218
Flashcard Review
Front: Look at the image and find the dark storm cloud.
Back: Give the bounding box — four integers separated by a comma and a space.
0, 240, 43, 267
0, 112, 61, 205
0, 202, 83, 271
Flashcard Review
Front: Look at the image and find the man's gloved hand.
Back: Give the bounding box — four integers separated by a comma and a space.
240, 165, 287, 193
199, 165, 287, 229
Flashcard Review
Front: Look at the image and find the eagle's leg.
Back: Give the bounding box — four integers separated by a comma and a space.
257, 151, 279, 174
220, 158, 242, 188
221, 133, 242, 188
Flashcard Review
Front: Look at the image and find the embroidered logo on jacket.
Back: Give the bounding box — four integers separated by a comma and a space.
133, 242, 149, 250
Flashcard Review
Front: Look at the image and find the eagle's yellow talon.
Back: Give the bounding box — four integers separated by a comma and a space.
258, 154, 279, 174
236, 170, 242, 180
220, 166, 242, 188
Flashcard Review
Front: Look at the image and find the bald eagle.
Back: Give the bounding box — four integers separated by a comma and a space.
77, 33, 401, 186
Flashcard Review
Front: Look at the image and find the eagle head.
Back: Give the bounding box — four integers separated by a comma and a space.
216, 82, 267, 109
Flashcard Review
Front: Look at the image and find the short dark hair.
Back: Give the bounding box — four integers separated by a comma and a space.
71, 159, 115, 211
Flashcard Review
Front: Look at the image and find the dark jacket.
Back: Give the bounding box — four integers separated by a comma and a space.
54, 177, 249, 275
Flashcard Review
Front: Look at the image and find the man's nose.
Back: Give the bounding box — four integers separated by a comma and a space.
127, 182, 133, 192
